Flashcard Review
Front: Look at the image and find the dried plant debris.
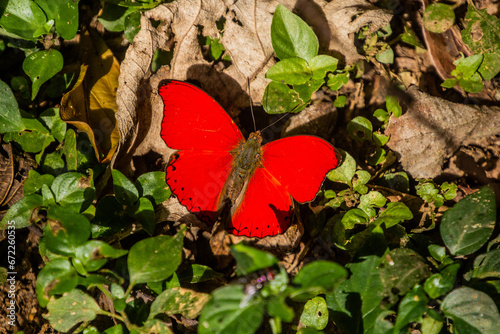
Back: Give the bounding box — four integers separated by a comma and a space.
385, 86, 500, 179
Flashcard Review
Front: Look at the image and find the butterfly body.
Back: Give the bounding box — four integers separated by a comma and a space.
224, 131, 263, 206
159, 80, 339, 238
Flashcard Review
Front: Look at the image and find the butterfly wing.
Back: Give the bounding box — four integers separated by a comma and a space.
229, 168, 293, 238
159, 80, 244, 151
159, 80, 244, 223
262, 136, 339, 202
166, 150, 233, 223
229, 135, 339, 237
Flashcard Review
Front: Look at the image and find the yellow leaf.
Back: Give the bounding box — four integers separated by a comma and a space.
60, 29, 120, 163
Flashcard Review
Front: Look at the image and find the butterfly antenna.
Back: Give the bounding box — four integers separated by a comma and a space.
247, 78, 257, 132
260, 113, 289, 133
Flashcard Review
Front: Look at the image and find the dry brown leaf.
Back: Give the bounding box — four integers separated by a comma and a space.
385, 86, 500, 179
324, 0, 393, 64
60, 29, 120, 163
0, 143, 33, 221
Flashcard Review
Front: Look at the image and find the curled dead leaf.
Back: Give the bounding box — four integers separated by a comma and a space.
60, 29, 120, 164
386, 86, 500, 179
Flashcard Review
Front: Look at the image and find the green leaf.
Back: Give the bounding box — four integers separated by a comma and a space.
43, 205, 91, 256
293, 261, 347, 293
394, 285, 429, 332
359, 191, 387, 218
75, 240, 128, 272
310, 55, 338, 80
266, 57, 312, 85
300, 297, 329, 330
421, 311, 444, 334
340, 256, 384, 333
112, 169, 139, 206
128, 226, 185, 285
375, 48, 394, 64
334, 95, 347, 108
442, 287, 500, 334
0, 79, 24, 133
3, 110, 53, 153
353, 170, 371, 195
0, 194, 43, 229
36, 258, 78, 308
428, 244, 447, 262
149, 287, 211, 319
23, 49, 64, 100
44, 289, 101, 332
423, 3, 455, 33
63, 129, 78, 171
40, 150, 65, 175
471, 248, 500, 279
270, 5, 318, 62
367, 147, 387, 165
230, 243, 278, 275
98, 3, 139, 32
379, 248, 431, 302
341, 209, 369, 229
0, 0, 47, 40
459, 75, 484, 93
440, 182, 457, 200
262, 81, 304, 114
400, 26, 424, 48
135, 171, 171, 206
373, 108, 389, 123
51, 172, 95, 213
372, 132, 389, 146
268, 298, 294, 325
373, 202, 413, 228
39, 108, 66, 142
461, 5, 500, 80
424, 263, 460, 299
33, 0, 80, 40
42, 184, 56, 206
127, 197, 155, 235
347, 116, 373, 142
177, 264, 223, 283
24, 170, 55, 196
441, 78, 458, 89
198, 285, 265, 334
124, 11, 141, 43
327, 149, 356, 186
454, 54, 484, 79
206, 36, 225, 61
293, 78, 323, 102
327, 72, 349, 91
385, 95, 402, 117
440, 185, 496, 256
93, 195, 130, 236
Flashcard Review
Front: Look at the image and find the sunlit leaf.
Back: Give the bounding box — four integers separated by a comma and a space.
60, 30, 120, 163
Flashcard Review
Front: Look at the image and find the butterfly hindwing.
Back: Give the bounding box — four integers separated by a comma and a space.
230, 168, 293, 238
166, 150, 234, 224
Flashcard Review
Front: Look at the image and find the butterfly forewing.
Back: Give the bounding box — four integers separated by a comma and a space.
159, 80, 244, 151
261, 136, 339, 203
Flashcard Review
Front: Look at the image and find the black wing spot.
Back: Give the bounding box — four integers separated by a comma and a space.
181, 187, 185, 191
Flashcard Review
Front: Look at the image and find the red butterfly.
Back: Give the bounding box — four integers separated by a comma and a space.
159, 80, 339, 238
